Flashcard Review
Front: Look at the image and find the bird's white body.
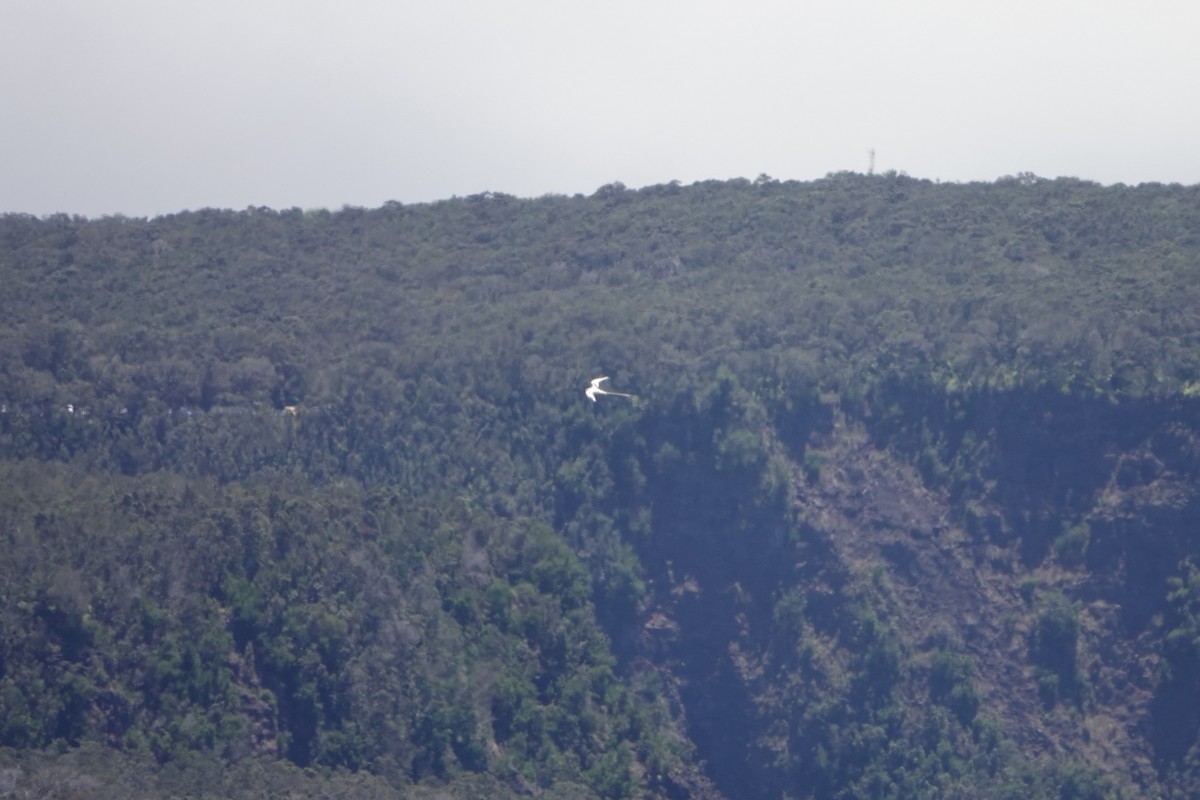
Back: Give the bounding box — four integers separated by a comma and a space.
586, 376, 635, 402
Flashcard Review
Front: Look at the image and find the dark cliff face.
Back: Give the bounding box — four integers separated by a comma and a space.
590, 387, 1200, 800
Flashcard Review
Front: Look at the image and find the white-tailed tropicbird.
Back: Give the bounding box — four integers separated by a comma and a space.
586, 376, 635, 402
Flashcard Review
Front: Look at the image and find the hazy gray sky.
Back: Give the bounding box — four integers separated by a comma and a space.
3, 0, 1197, 217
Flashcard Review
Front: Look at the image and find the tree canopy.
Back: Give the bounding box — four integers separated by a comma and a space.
3, 174, 1200, 798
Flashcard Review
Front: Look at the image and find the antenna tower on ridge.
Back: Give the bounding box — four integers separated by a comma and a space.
868, 148, 876, 176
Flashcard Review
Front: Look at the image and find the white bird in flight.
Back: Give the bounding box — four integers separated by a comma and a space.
586, 376, 635, 402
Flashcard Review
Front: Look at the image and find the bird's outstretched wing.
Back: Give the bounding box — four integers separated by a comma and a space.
586, 376, 635, 401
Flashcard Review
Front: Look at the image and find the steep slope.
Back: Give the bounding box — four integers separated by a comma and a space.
592, 383, 1200, 799
2, 175, 1200, 798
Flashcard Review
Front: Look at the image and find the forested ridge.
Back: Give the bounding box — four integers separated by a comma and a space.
2, 173, 1200, 799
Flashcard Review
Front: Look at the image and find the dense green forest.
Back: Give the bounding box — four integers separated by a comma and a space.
2, 172, 1200, 798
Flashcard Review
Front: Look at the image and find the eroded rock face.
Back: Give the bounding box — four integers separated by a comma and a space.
615, 394, 1200, 800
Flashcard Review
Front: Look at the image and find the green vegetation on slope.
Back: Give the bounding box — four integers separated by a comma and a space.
2, 174, 1200, 798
